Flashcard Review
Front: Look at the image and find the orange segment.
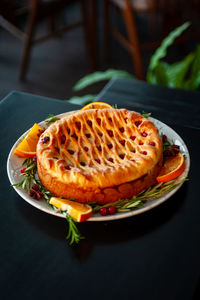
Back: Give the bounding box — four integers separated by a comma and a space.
14, 123, 43, 158
156, 152, 185, 183
49, 197, 93, 222
81, 102, 113, 110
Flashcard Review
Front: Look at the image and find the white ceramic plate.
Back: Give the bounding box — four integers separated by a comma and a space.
7, 112, 190, 221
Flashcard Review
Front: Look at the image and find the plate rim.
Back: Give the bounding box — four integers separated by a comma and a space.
7, 112, 190, 222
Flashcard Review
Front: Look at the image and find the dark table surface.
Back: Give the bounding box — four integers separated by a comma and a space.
1, 79, 200, 300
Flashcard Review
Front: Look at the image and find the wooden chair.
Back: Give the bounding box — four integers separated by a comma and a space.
103, 0, 159, 80
0, 0, 97, 81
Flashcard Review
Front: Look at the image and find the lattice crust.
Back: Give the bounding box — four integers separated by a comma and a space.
37, 109, 162, 191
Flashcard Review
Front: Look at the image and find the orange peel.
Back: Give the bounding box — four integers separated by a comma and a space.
49, 197, 93, 222
156, 152, 185, 183
14, 123, 43, 158
81, 102, 113, 110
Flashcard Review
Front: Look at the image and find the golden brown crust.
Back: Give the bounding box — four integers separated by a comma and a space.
37, 108, 163, 204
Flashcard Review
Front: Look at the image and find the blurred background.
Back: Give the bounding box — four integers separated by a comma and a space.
0, 0, 200, 101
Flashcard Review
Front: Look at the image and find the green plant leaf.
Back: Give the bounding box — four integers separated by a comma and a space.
73, 69, 134, 91
147, 22, 190, 83
152, 61, 169, 86
165, 52, 194, 88
67, 94, 97, 106
183, 44, 200, 90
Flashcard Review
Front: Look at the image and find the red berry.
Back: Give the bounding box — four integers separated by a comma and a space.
135, 120, 142, 127
96, 118, 101, 125
84, 146, 89, 152
107, 130, 113, 137
32, 156, 37, 163
32, 184, 39, 191
95, 158, 101, 164
21, 168, 26, 173
130, 136, 136, 141
108, 205, 117, 214
100, 207, 108, 216
87, 120, 92, 127
60, 135, 66, 144
119, 127, 124, 133
141, 132, 147, 137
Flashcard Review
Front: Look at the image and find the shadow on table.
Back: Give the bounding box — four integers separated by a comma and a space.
17, 183, 188, 261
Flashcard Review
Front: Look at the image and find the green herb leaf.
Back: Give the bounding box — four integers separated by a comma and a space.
142, 112, 151, 118
147, 22, 190, 83
65, 214, 84, 245
45, 114, 60, 125
91, 178, 187, 213
73, 69, 134, 91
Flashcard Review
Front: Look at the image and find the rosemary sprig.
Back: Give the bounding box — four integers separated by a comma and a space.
13, 157, 84, 245
91, 178, 187, 213
45, 114, 60, 125
65, 214, 85, 245
12, 158, 37, 192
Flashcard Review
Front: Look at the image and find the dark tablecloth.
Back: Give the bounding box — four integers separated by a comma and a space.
1, 81, 200, 300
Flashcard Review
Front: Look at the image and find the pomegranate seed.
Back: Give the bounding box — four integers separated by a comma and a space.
21, 168, 26, 173
130, 159, 135, 162
107, 130, 113, 137
87, 120, 92, 127
108, 205, 116, 214
97, 145, 102, 151
107, 143, 113, 149
71, 133, 78, 140
119, 127, 124, 133
86, 133, 91, 138
149, 141, 156, 146
84, 146, 89, 152
139, 141, 144, 145
32, 184, 39, 191
75, 121, 81, 130
141, 151, 147, 155
100, 207, 108, 216
124, 117, 128, 123
68, 149, 74, 155
42, 136, 50, 144
60, 135, 66, 144
119, 154, 125, 159
131, 149, 136, 153
108, 157, 114, 163
97, 118, 101, 125
119, 140, 125, 146
130, 136, 136, 141
98, 132, 103, 137
135, 120, 142, 127
80, 162, 86, 166
65, 165, 71, 170
32, 156, 37, 163
141, 132, 147, 137
95, 158, 101, 164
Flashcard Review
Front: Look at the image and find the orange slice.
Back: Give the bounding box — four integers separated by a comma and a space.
49, 197, 93, 222
14, 123, 43, 158
156, 152, 185, 183
81, 102, 113, 110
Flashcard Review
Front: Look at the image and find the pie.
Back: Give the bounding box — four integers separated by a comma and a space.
36, 108, 163, 204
